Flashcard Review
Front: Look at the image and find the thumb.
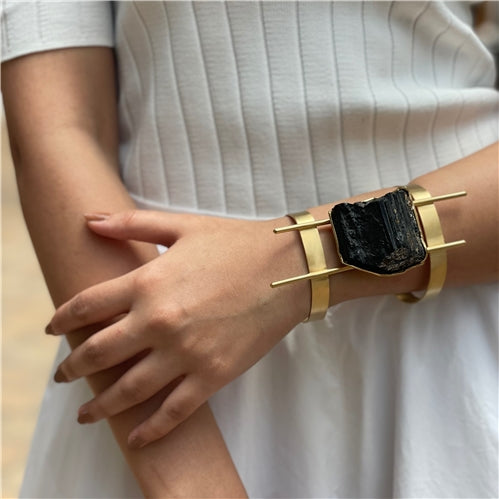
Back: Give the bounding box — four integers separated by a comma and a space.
84, 210, 186, 246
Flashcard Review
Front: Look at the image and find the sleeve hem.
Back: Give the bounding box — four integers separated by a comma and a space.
2, 39, 114, 63
1, 1, 114, 63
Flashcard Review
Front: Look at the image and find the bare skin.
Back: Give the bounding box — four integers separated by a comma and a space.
2, 47, 247, 498
4, 43, 498, 496
48, 143, 498, 448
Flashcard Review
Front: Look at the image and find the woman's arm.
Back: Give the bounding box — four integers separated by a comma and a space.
2, 47, 246, 498
47, 141, 498, 447
309, 142, 499, 304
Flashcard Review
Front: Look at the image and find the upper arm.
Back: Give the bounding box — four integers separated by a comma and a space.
2, 47, 119, 168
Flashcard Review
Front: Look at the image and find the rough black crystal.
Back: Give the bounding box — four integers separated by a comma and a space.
330, 189, 427, 275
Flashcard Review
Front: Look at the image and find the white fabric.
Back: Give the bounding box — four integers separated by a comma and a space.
1, 1, 114, 62
2, 1, 497, 497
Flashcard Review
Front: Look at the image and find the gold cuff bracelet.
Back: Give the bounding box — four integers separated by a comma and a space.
396, 184, 461, 302
272, 187, 466, 306
288, 211, 330, 321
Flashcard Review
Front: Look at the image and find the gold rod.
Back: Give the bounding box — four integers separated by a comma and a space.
427, 240, 466, 252
273, 218, 330, 234
271, 265, 353, 288
413, 191, 466, 206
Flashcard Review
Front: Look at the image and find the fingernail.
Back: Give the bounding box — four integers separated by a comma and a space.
128, 433, 146, 450
84, 213, 110, 222
45, 323, 55, 335
77, 407, 93, 424
54, 366, 68, 383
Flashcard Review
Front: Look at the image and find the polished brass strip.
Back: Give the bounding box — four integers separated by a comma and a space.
273, 218, 330, 234
271, 265, 352, 288
287, 212, 330, 321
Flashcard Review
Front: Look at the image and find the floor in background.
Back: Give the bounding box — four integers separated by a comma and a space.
2, 109, 58, 498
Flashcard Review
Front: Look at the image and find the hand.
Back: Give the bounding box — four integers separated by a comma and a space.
47, 210, 310, 448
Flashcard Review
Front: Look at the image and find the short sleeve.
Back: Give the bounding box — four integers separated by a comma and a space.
1, 1, 114, 62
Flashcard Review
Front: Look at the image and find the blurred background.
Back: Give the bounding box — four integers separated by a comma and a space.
2, 106, 58, 498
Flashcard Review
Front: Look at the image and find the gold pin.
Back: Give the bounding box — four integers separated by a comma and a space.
273, 219, 330, 234
413, 191, 466, 207
271, 265, 353, 288
271, 189, 467, 289
273, 191, 467, 234
270, 239, 467, 288
427, 240, 466, 252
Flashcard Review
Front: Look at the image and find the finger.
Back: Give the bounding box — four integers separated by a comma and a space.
77, 352, 182, 424
54, 317, 144, 383
127, 375, 207, 449
47, 274, 132, 335
84, 210, 193, 246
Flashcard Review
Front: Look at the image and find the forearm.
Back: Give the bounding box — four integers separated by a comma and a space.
41, 141, 497, 456
302, 142, 499, 306
16, 133, 243, 497
2, 49, 246, 497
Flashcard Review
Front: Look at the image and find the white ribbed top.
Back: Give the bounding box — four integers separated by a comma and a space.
113, 1, 498, 217
3, 1, 497, 218
3, 2, 499, 498
1, 1, 114, 60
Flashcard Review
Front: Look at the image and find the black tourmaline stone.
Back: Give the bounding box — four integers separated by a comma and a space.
330, 189, 427, 275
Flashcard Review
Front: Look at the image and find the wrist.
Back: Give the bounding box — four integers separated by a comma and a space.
265, 216, 312, 324
274, 185, 452, 311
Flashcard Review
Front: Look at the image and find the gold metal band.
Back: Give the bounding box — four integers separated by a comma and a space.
272, 188, 466, 307
288, 211, 330, 321
397, 184, 462, 303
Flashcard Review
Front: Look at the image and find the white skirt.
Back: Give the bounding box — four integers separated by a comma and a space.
20, 283, 498, 498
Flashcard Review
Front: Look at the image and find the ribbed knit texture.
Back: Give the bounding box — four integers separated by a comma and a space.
2, 1, 497, 217
1, 1, 114, 60
110, 1, 497, 218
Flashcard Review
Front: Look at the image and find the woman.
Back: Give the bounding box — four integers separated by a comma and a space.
2, 1, 498, 497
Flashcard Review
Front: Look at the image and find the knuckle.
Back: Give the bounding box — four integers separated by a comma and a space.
174, 328, 195, 353
168, 302, 189, 329
205, 356, 230, 384
133, 268, 155, 295
88, 398, 107, 418
148, 302, 187, 333
69, 293, 90, 321
144, 419, 167, 441
175, 337, 193, 358
209, 355, 229, 376
120, 210, 138, 230
147, 308, 170, 331
60, 362, 76, 381
118, 379, 147, 404
81, 338, 105, 366
164, 401, 189, 423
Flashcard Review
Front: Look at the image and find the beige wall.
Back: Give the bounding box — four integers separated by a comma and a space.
2, 105, 58, 498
